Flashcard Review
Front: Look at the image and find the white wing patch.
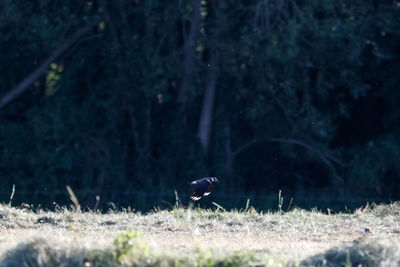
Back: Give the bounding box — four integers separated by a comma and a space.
204, 192, 211, 196
190, 196, 201, 201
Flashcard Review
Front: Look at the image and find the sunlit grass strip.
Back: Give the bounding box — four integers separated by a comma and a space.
2, 231, 399, 266
1, 233, 284, 267
0, 202, 400, 266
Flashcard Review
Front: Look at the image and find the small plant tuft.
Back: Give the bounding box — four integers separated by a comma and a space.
112, 231, 149, 264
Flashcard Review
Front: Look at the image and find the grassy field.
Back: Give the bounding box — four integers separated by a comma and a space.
0, 201, 399, 266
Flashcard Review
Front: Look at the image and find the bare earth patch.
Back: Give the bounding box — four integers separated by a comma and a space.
0, 203, 399, 266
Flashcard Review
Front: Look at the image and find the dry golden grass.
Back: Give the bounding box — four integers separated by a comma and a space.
0, 202, 399, 266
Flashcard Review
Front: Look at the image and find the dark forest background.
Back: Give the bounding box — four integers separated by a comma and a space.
0, 0, 399, 211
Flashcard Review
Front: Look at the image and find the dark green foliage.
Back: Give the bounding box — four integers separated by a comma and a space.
0, 0, 399, 209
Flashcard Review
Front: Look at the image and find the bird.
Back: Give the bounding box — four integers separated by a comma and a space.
189, 177, 218, 201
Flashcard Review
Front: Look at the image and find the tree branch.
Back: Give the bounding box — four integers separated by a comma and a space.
232, 137, 347, 185
0, 18, 100, 109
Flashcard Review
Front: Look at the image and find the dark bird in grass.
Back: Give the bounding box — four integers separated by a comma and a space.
190, 177, 218, 201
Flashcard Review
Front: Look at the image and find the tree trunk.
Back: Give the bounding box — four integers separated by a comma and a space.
198, 52, 219, 155
178, 0, 201, 109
